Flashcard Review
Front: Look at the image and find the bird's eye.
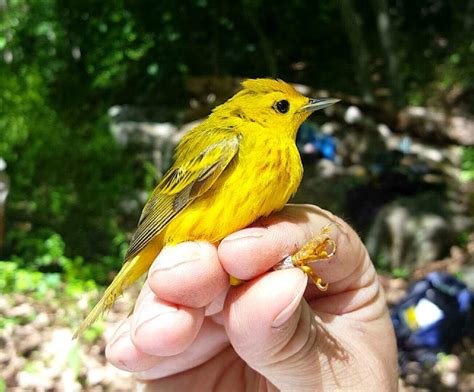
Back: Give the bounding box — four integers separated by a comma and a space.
274, 100, 290, 114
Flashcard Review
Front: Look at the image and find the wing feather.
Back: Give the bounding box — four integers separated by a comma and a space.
125, 129, 240, 260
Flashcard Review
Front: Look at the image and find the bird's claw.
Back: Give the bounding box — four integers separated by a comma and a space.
298, 265, 329, 291
276, 223, 337, 291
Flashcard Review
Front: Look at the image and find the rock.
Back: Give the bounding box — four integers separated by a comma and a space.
468, 236, 474, 256
405, 372, 420, 385
58, 369, 82, 392
177, 119, 203, 139
459, 374, 474, 391
8, 303, 34, 319
0, 335, 10, 365
42, 328, 76, 376
344, 106, 363, 124
445, 355, 461, 372
0, 297, 9, 314
398, 106, 474, 145
110, 120, 177, 145
377, 123, 392, 138
390, 278, 408, 290
17, 370, 54, 390
449, 115, 474, 145
86, 366, 104, 386
292, 83, 312, 96
406, 361, 422, 373
384, 277, 408, 304
386, 289, 406, 305
346, 165, 367, 178
109, 118, 180, 177
101, 362, 133, 389
450, 246, 466, 263
32, 313, 50, 330
17, 329, 42, 355
365, 193, 455, 269
77, 294, 92, 312
441, 372, 458, 388
462, 265, 474, 291
314, 160, 340, 179
320, 121, 341, 135
14, 324, 36, 338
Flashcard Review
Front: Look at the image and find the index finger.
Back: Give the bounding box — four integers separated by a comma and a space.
217, 204, 367, 296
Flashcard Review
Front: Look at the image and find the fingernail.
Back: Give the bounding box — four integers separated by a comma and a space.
134, 301, 178, 334
222, 228, 266, 242
272, 273, 308, 328
109, 329, 128, 350
108, 319, 131, 349
153, 242, 203, 271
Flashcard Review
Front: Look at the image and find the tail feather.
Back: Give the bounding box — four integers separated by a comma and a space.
73, 248, 155, 339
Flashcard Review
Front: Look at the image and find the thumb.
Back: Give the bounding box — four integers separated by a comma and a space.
224, 269, 324, 391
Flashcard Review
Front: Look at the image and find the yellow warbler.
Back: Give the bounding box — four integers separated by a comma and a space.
74, 78, 339, 337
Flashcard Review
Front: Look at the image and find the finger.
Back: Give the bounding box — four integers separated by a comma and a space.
105, 317, 159, 372
223, 208, 399, 392
224, 269, 326, 390
218, 204, 362, 294
148, 242, 228, 308
131, 283, 205, 357
224, 268, 397, 391
136, 318, 229, 381
205, 287, 228, 317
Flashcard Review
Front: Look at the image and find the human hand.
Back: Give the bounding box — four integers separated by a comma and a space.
105, 205, 398, 391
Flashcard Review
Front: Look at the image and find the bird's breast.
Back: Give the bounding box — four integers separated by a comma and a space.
163, 135, 303, 244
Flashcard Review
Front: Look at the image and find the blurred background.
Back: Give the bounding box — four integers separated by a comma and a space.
0, 0, 473, 390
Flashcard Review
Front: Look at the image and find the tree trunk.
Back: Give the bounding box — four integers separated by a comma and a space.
463, 0, 474, 33
0, 171, 9, 249
371, 0, 404, 108
244, 2, 278, 77
339, 0, 374, 103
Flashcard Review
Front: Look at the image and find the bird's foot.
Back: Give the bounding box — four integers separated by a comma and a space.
275, 223, 337, 291
229, 275, 244, 286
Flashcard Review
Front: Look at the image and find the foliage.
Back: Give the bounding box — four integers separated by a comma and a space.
391, 267, 410, 279
0, 0, 473, 286
461, 147, 474, 182
0, 64, 137, 280
0, 256, 104, 331
0, 233, 102, 326
0, 258, 99, 299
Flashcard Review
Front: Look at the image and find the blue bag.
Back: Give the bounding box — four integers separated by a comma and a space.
391, 272, 473, 372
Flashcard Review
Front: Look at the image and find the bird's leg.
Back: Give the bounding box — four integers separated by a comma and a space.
274, 223, 337, 291
229, 224, 338, 288
229, 275, 244, 286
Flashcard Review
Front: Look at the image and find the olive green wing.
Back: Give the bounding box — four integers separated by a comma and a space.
125, 130, 240, 261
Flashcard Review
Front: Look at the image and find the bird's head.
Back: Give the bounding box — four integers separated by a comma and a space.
212, 78, 339, 138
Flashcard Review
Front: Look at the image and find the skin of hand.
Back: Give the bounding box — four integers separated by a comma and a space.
105, 205, 398, 391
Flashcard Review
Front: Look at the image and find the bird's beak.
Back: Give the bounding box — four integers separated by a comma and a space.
299, 97, 340, 112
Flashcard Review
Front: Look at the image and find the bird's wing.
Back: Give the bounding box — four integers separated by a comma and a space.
125, 130, 240, 260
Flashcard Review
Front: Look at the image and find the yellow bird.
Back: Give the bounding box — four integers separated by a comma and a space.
74, 78, 339, 338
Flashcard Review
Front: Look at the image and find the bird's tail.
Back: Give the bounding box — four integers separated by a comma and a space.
73, 242, 159, 339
